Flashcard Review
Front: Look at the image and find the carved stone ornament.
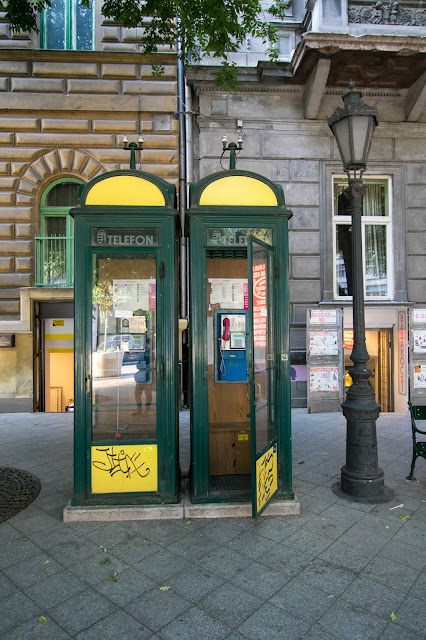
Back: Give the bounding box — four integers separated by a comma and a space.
348, 2, 426, 26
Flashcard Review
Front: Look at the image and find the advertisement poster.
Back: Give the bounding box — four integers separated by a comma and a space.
253, 263, 267, 348
310, 310, 337, 325
208, 278, 248, 310
113, 279, 156, 314
413, 331, 426, 354
414, 365, 426, 389
309, 332, 338, 356
310, 367, 339, 392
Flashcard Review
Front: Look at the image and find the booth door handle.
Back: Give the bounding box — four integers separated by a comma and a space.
255, 383, 261, 405
86, 374, 91, 397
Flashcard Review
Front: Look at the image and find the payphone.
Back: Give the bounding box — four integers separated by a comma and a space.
215, 310, 248, 383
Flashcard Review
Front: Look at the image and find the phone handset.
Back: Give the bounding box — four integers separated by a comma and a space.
222, 317, 230, 341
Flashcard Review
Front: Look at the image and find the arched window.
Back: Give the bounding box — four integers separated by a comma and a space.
36, 178, 82, 287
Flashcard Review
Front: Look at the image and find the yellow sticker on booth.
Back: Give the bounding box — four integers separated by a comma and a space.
53, 319, 64, 326
238, 434, 249, 442
91, 444, 158, 494
256, 444, 278, 514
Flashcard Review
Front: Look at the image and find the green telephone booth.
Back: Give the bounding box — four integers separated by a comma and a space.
70, 170, 179, 506
188, 170, 294, 516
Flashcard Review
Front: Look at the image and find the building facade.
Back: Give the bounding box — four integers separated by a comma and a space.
186, 0, 426, 412
0, 0, 179, 411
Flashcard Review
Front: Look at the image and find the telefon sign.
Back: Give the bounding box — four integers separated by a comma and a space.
91, 228, 159, 247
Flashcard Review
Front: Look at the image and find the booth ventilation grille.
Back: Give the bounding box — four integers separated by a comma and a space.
206, 248, 247, 259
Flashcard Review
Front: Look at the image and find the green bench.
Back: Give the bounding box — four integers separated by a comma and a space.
407, 402, 426, 481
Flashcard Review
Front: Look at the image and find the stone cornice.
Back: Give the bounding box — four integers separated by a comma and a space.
0, 48, 177, 65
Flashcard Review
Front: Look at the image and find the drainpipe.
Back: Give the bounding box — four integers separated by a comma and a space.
177, 38, 187, 320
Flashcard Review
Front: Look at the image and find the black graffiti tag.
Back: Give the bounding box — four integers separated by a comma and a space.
93, 446, 151, 479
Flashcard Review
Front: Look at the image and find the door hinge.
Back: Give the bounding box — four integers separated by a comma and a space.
159, 261, 165, 279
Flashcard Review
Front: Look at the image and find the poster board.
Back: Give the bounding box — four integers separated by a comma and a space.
410, 309, 426, 402
306, 308, 344, 413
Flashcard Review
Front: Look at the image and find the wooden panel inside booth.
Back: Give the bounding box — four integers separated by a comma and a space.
206, 257, 251, 476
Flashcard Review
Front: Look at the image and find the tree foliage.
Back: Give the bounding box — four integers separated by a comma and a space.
1, 0, 290, 89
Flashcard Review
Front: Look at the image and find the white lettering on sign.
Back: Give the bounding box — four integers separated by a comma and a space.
398, 311, 407, 395
106, 235, 154, 246
310, 310, 337, 325
413, 309, 426, 325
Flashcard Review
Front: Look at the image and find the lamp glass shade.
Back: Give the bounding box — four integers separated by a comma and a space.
332, 114, 376, 171
331, 118, 351, 168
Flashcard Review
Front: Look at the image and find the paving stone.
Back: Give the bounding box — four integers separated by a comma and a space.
166, 530, 220, 560
0, 571, 19, 598
199, 582, 264, 627
74, 609, 153, 640
94, 567, 157, 606
243, 516, 301, 543
377, 622, 425, 640
257, 543, 312, 578
3, 551, 63, 588
238, 602, 310, 640
0, 536, 42, 570
292, 560, 357, 596
201, 546, 250, 579
229, 560, 290, 599
68, 551, 129, 586
340, 576, 406, 618
361, 555, 421, 594
129, 519, 191, 545
84, 521, 138, 548
0, 591, 40, 635
198, 518, 245, 544
225, 529, 277, 560
124, 586, 191, 632
390, 595, 426, 637
157, 605, 231, 640
318, 540, 375, 573
49, 588, 117, 636
0, 616, 70, 640
270, 580, 335, 624
317, 599, 388, 640
297, 627, 339, 640
108, 535, 162, 564
133, 548, 194, 581
22, 570, 87, 610
44, 537, 104, 568
165, 566, 223, 603
408, 569, 426, 601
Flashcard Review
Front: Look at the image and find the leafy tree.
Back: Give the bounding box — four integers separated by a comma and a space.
1, 0, 290, 88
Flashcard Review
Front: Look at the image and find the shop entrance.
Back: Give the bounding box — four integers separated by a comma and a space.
345, 329, 393, 412
34, 301, 74, 412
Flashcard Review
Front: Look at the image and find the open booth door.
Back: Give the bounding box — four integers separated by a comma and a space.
248, 237, 278, 517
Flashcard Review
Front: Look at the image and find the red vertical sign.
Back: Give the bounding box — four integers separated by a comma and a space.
253, 263, 267, 348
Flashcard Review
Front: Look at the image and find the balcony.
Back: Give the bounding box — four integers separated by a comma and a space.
35, 236, 74, 287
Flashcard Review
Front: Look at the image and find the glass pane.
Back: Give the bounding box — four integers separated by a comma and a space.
206, 228, 272, 247
44, 0, 66, 49
252, 243, 274, 454
365, 225, 388, 297
336, 224, 352, 297
45, 182, 81, 206
334, 181, 387, 217
91, 254, 157, 443
45, 216, 67, 237
75, 0, 93, 50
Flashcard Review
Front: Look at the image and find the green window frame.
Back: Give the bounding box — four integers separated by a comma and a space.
36, 178, 82, 287
41, 0, 94, 51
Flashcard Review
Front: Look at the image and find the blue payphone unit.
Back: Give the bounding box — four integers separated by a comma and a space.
215, 310, 248, 383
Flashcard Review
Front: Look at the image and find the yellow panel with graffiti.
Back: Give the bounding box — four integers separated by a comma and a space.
91, 444, 158, 494
256, 443, 278, 514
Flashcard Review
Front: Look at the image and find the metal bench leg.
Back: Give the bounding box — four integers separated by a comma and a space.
406, 456, 416, 481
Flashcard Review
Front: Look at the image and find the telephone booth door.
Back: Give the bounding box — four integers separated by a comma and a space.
70, 171, 179, 507
188, 170, 294, 514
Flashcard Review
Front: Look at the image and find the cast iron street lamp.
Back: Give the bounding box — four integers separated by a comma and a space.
328, 82, 387, 501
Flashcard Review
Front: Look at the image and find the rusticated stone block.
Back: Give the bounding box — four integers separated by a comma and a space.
101, 26, 120, 42
263, 134, 331, 160
0, 117, 38, 131
290, 160, 320, 181
292, 256, 321, 279
11, 78, 65, 93
0, 240, 31, 255
15, 223, 32, 238
406, 210, 426, 232
406, 185, 426, 208
16, 133, 114, 147
0, 257, 13, 272
289, 207, 320, 231
0, 177, 17, 190
408, 231, 426, 255
0, 208, 32, 222
0, 133, 13, 145
122, 80, 177, 95
0, 193, 14, 205
289, 279, 321, 304
0, 79, 7, 91
41, 119, 91, 132
15, 256, 32, 272
289, 231, 320, 254
0, 163, 9, 175
33, 62, 98, 78
406, 163, 426, 185
93, 120, 138, 133
0, 224, 13, 238
0, 61, 29, 75
0, 300, 19, 315
141, 64, 177, 79
408, 255, 426, 279
396, 139, 426, 161
67, 79, 120, 94
0, 273, 31, 287
101, 64, 138, 79
284, 183, 319, 208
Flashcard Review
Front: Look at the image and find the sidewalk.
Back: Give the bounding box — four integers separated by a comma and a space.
0, 409, 425, 639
